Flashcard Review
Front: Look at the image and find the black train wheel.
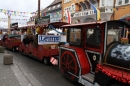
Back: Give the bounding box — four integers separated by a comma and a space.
60, 51, 79, 80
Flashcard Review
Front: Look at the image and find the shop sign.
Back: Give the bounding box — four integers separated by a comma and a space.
35, 16, 50, 24
10, 22, 18, 28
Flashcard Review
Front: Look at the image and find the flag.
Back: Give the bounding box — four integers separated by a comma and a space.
0, 9, 3, 12
43, 12, 46, 16
89, 2, 100, 20
66, 10, 71, 24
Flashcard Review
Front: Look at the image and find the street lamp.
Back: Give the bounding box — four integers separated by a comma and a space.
38, 0, 40, 18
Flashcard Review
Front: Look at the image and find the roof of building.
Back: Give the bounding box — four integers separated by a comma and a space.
41, 0, 62, 13
48, 0, 62, 7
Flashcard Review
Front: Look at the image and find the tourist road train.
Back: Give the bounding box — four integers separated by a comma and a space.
0, 20, 130, 86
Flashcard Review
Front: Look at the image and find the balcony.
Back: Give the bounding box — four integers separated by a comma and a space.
71, 6, 114, 23
100, 6, 114, 13
73, 6, 114, 18
73, 9, 95, 17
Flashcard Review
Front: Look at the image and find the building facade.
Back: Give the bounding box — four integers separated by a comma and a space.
41, 0, 62, 23
62, 0, 130, 23
62, 0, 114, 23
28, 0, 130, 25
114, 0, 130, 20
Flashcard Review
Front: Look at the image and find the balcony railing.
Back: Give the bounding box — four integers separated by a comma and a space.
100, 6, 114, 13
73, 6, 114, 18
73, 9, 95, 17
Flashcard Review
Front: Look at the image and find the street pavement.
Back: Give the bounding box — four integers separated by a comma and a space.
0, 50, 83, 86
0, 51, 42, 86
0, 52, 21, 86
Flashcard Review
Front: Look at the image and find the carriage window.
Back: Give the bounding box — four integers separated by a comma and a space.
107, 28, 122, 45
69, 28, 81, 45
9, 35, 21, 39
86, 28, 101, 48
87, 29, 94, 39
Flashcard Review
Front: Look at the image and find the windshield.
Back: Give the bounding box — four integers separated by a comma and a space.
107, 28, 122, 45
68, 28, 81, 45
106, 21, 130, 45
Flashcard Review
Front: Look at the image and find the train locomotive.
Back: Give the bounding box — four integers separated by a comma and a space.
58, 20, 130, 86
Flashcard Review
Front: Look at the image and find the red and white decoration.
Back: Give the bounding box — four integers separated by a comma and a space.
50, 57, 58, 65
97, 64, 130, 84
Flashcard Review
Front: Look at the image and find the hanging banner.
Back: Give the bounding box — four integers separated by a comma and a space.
0, 9, 36, 17
35, 16, 50, 25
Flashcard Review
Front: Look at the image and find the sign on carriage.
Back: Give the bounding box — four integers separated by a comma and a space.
38, 35, 66, 44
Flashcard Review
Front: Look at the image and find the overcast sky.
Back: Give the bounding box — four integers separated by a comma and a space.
0, 0, 54, 28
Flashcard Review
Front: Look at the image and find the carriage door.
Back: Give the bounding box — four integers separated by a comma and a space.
85, 26, 103, 74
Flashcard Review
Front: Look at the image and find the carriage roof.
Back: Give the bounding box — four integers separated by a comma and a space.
61, 20, 130, 29
17, 22, 69, 30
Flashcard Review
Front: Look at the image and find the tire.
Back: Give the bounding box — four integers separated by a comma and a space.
22, 50, 25, 55
12, 47, 15, 52
43, 57, 50, 65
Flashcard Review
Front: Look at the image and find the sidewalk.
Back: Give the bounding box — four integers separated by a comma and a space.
0, 51, 42, 86
0, 53, 21, 86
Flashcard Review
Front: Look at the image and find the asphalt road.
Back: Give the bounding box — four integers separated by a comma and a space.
6, 50, 83, 86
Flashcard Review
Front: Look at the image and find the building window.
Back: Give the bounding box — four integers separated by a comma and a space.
105, 0, 113, 6
125, 0, 129, 3
64, 0, 71, 3
69, 7, 71, 11
71, 5, 75, 12
57, 4, 60, 7
102, 0, 105, 6
53, 6, 56, 9
118, 0, 122, 5
48, 7, 51, 10
67, 8, 69, 11
64, 9, 66, 15
100, 0, 114, 7
64, 0, 66, 3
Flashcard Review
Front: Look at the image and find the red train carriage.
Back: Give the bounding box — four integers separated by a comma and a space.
6, 35, 21, 51
3, 27, 23, 51
19, 22, 68, 65
0, 28, 13, 47
58, 20, 130, 86
0, 34, 8, 47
